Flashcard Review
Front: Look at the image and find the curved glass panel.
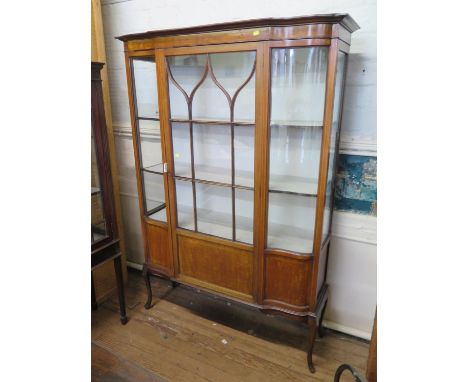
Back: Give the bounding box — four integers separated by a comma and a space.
267, 46, 329, 254
322, 52, 347, 243
270, 47, 328, 126
131, 56, 167, 223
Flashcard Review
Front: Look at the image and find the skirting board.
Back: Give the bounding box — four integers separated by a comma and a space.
323, 320, 372, 341
127, 261, 143, 271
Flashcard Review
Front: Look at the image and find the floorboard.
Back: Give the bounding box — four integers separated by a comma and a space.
92, 270, 368, 382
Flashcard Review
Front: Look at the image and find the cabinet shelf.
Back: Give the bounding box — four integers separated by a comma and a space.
171, 118, 254, 126
91, 187, 101, 196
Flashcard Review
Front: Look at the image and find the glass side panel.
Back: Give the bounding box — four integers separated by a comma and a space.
142, 171, 166, 222
268, 193, 317, 253
269, 124, 322, 195
322, 52, 347, 243
267, 46, 328, 253
131, 56, 166, 222
133, 57, 158, 118
270, 47, 328, 126
91, 128, 107, 244
168, 50, 257, 244
138, 119, 163, 170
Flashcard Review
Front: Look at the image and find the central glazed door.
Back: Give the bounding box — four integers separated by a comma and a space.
157, 43, 263, 301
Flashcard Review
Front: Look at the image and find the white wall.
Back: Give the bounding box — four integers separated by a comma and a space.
102, 0, 376, 338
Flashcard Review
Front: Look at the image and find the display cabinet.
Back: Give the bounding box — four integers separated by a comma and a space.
118, 14, 359, 372
91, 62, 127, 324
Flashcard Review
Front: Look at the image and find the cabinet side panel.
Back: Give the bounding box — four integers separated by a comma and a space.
177, 235, 253, 297
264, 252, 311, 309
146, 223, 173, 276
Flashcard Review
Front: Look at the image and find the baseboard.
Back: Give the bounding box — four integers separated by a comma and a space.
323, 319, 372, 341
127, 260, 143, 271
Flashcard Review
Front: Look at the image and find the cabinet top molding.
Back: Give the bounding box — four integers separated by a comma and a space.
116, 13, 359, 42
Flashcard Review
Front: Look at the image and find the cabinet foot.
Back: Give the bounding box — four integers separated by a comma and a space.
307, 317, 318, 373
143, 265, 153, 309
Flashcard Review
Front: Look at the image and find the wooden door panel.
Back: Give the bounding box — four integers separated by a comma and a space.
177, 233, 254, 299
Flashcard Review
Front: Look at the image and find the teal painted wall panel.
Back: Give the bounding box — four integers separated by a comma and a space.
334, 154, 377, 215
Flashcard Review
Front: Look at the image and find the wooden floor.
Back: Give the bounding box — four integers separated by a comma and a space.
92, 270, 369, 382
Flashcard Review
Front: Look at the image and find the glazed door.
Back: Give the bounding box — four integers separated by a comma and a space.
163, 44, 258, 246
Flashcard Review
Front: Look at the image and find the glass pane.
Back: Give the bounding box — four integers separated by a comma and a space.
267, 46, 328, 253
131, 56, 167, 223
269, 125, 322, 194
167, 54, 207, 96
270, 47, 328, 126
210, 51, 256, 123
132, 57, 158, 118
175, 179, 195, 230
91, 129, 107, 244
235, 189, 253, 244
322, 52, 347, 242
142, 171, 166, 221
268, 193, 317, 254
192, 74, 230, 121
234, 125, 255, 188
172, 122, 192, 178
193, 123, 231, 184
138, 119, 163, 170
197, 183, 232, 240
169, 51, 256, 244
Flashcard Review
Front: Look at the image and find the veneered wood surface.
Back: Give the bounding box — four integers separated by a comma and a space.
146, 223, 172, 276
92, 270, 369, 382
177, 234, 254, 298
264, 252, 312, 308
118, 14, 359, 41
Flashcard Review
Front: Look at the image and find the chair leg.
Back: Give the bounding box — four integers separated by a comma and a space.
307, 317, 318, 373
142, 264, 153, 310
91, 273, 98, 311
113, 256, 128, 325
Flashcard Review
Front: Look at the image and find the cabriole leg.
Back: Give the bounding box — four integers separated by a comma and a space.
142, 264, 152, 310
307, 316, 318, 373
318, 299, 328, 338
113, 255, 128, 325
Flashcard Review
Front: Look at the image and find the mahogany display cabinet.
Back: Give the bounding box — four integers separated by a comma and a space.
118, 14, 359, 372
91, 62, 127, 324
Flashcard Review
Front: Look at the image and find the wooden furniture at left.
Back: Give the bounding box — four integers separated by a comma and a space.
92, 62, 127, 325
91, 0, 127, 302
